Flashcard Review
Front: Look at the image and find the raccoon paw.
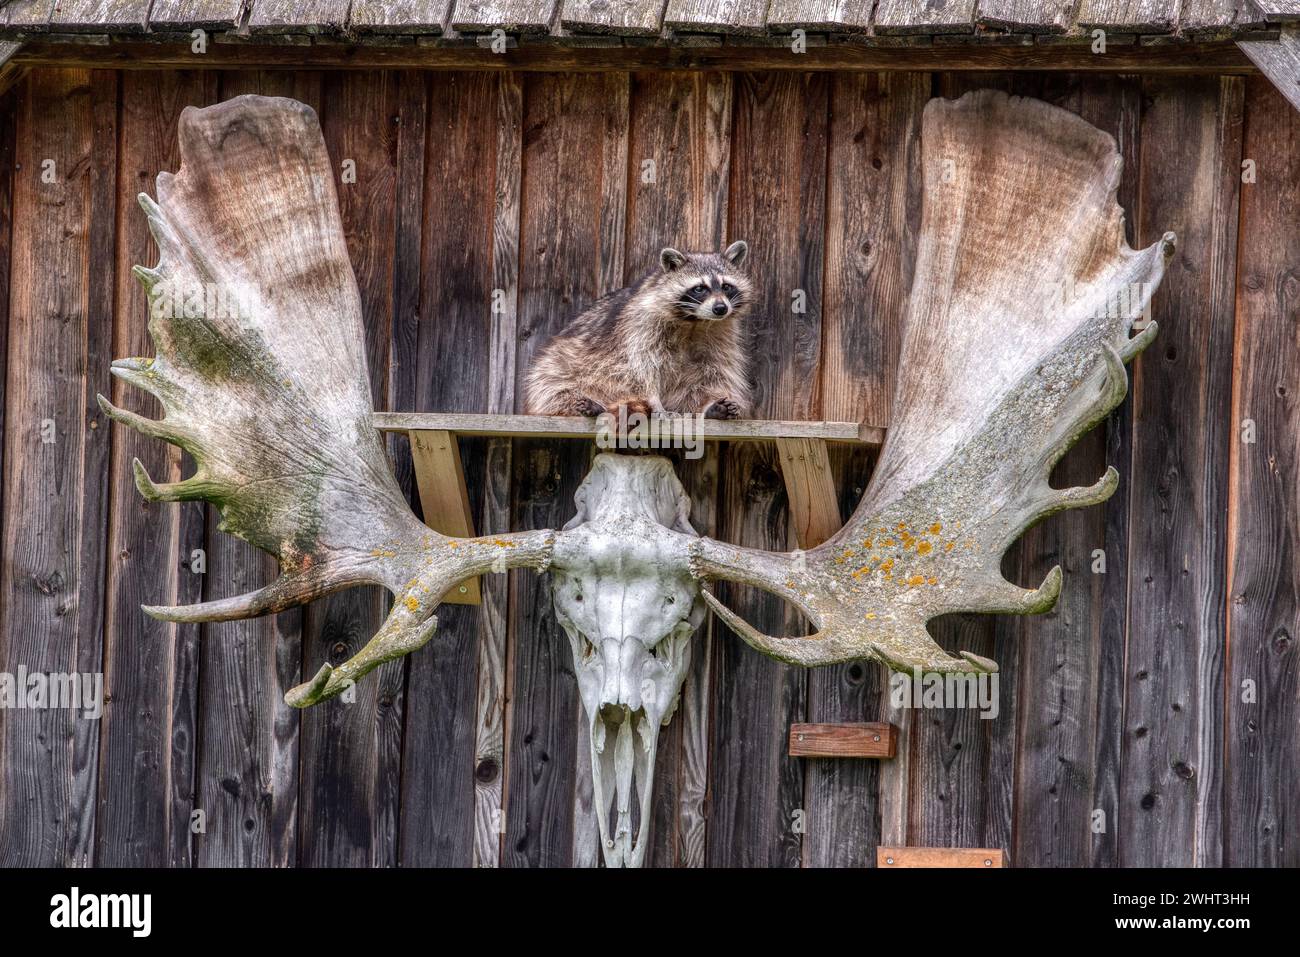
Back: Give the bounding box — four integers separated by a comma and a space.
574, 396, 607, 418
608, 398, 655, 419
703, 398, 742, 420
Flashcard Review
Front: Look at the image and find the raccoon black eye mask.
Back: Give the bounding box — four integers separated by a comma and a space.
523, 240, 754, 419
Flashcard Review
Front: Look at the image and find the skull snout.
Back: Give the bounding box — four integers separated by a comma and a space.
598, 636, 651, 714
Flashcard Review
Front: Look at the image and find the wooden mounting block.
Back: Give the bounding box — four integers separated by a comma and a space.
877, 847, 1005, 868
376, 412, 886, 604
789, 722, 897, 758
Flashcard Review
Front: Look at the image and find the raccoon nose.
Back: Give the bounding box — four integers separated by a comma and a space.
711, 301, 729, 317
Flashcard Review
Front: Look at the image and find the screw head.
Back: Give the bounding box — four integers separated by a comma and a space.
984, 859, 993, 867
885, 857, 895, 865
458, 585, 468, 594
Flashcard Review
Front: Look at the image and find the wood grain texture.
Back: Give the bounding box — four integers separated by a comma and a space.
1074, 0, 1177, 31
95, 69, 213, 869
398, 72, 500, 867
450, 0, 558, 31
1120, 74, 1242, 868
409, 432, 480, 597
3, 0, 55, 29
48, 0, 151, 31
189, 71, 319, 869
1224, 75, 1299, 867
662, 0, 769, 34
765, 0, 873, 31
1239, 28, 1300, 113
1010, 74, 1143, 868
0, 75, 13, 866
620, 70, 732, 868
789, 722, 896, 757
877, 846, 1003, 866
350, 0, 450, 32
248, 0, 351, 32
1250, 0, 1300, 19
706, 72, 828, 867
147, 0, 245, 29
295, 70, 403, 867
0, 70, 115, 867
469, 72, 522, 868
374, 412, 880, 442
816, 70, 926, 868
503, 73, 627, 867
559, 0, 664, 35
977, 0, 1074, 32
873, 0, 978, 34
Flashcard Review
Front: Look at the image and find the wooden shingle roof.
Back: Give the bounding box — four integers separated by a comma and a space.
0, 0, 1293, 40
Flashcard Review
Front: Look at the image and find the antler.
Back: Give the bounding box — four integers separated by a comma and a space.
100, 96, 552, 706
692, 90, 1175, 674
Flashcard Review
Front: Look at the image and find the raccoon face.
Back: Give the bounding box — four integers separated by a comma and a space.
661, 241, 752, 322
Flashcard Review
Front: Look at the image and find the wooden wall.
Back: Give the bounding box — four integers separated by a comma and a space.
0, 67, 1295, 867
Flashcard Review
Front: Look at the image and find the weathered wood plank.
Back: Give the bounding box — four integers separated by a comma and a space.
1120, 74, 1242, 867
1075, 0, 1178, 32
10, 38, 1260, 72
394, 72, 499, 867
450, 0, 557, 32
1239, 27, 1300, 112
374, 411, 883, 444
618, 70, 732, 868
0, 69, 114, 867
3, 0, 55, 30
1224, 75, 1299, 867
503, 73, 627, 867
48, 0, 151, 31
1010, 74, 1142, 868
873, 0, 978, 34
977, 0, 1074, 32
1249, 0, 1300, 20
559, 0, 664, 35
294, 71, 404, 867
707, 72, 828, 867
147, 0, 245, 30
248, 0, 351, 33
765, 0, 873, 32
878, 846, 1004, 867
662, 0, 770, 35
1181, 0, 1252, 38
350, 0, 450, 33
817, 69, 927, 869
95, 69, 212, 869
465, 72, 523, 869
189, 71, 318, 869
0, 72, 14, 865
790, 722, 896, 757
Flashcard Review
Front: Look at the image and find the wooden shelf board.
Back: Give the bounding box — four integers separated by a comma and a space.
374, 412, 885, 446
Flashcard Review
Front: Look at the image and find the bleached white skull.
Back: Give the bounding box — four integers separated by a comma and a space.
550, 453, 705, 867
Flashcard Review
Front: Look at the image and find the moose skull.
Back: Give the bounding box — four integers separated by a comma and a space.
550, 453, 705, 867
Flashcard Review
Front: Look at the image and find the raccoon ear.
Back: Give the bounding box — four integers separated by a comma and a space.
723, 240, 748, 266
660, 248, 687, 272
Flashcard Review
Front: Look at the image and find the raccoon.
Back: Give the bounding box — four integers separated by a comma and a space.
524, 241, 753, 420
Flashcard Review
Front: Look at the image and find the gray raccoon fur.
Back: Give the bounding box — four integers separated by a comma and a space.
524, 241, 754, 420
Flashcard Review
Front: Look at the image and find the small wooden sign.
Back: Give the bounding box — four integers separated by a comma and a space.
788, 722, 897, 758
877, 847, 1004, 868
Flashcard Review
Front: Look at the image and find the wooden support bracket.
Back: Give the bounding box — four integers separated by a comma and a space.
408, 429, 481, 605
774, 436, 843, 549
877, 847, 1005, 868
789, 722, 897, 758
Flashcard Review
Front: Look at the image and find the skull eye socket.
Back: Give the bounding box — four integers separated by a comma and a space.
574, 593, 582, 603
